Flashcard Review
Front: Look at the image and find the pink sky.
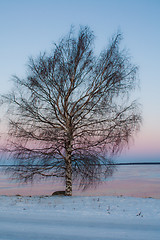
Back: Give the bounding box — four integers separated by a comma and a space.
0, 1, 160, 161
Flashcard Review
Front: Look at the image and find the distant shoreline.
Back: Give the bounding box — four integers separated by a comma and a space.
0, 162, 160, 167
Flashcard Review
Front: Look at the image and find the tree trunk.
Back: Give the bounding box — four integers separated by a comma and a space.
65, 140, 72, 196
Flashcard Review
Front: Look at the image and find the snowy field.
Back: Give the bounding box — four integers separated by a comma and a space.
0, 195, 160, 240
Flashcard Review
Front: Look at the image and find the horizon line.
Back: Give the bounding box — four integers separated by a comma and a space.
0, 162, 160, 167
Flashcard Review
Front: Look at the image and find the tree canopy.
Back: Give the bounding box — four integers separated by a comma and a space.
1, 26, 141, 196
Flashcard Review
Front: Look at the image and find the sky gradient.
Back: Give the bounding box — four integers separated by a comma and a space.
0, 0, 160, 161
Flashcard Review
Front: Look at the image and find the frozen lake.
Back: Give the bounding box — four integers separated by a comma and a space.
0, 164, 160, 198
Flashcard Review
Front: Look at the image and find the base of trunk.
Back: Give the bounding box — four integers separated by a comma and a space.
65, 181, 72, 196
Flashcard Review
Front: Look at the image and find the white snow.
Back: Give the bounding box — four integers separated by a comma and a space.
0, 195, 160, 240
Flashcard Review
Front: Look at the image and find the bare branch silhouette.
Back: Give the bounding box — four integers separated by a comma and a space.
1, 26, 141, 196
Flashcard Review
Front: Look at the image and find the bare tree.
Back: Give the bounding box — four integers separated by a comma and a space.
1, 26, 141, 196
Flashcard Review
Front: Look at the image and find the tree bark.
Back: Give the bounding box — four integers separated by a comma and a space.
65, 139, 72, 196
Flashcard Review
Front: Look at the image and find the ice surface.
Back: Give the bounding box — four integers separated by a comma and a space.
0, 195, 160, 240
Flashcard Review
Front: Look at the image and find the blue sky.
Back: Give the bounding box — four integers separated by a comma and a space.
0, 0, 160, 160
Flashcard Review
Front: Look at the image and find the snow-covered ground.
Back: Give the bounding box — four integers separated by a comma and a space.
0, 195, 160, 240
